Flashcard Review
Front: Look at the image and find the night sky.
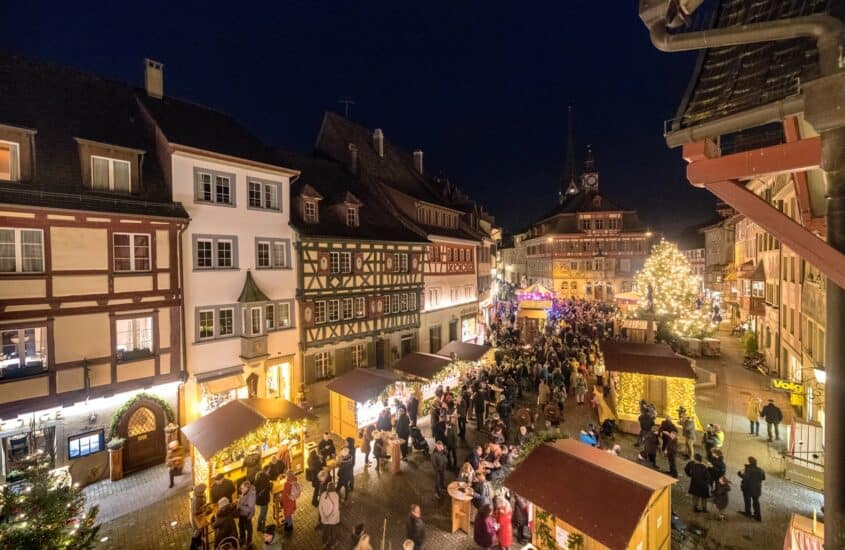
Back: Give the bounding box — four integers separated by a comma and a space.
4, 1, 717, 235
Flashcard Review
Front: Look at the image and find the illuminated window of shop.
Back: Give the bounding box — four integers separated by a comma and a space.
0, 327, 48, 378
68, 429, 104, 459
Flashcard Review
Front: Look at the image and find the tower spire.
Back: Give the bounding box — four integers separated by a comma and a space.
560, 105, 579, 203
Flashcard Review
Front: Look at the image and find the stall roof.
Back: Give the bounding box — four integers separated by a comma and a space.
505, 439, 676, 550
600, 341, 697, 379
437, 341, 491, 362
326, 368, 403, 403
182, 398, 312, 460
391, 352, 452, 381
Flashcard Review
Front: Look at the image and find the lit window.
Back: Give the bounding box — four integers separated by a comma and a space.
115, 316, 153, 361
91, 156, 130, 192
315, 301, 327, 324
113, 233, 150, 272
346, 207, 359, 227
266, 304, 276, 330
303, 200, 318, 223
0, 327, 48, 378
0, 141, 20, 181
354, 297, 366, 318
351, 344, 367, 368
315, 351, 334, 379
277, 302, 291, 328
0, 228, 43, 273
68, 430, 105, 459
198, 310, 215, 339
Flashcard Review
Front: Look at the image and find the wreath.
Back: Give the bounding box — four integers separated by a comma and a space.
109, 392, 176, 439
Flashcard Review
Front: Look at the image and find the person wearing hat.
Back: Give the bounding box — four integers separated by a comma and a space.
165, 439, 185, 488
760, 399, 783, 441
337, 447, 354, 501
212, 497, 238, 544
262, 524, 282, 550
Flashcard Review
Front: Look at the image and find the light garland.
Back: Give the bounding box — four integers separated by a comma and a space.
615, 372, 646, 415
208, 418, 309, 470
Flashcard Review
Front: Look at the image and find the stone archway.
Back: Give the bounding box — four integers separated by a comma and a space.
117, 399, 166, 473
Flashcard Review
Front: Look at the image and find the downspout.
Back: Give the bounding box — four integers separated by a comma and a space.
178, 220, 189, 426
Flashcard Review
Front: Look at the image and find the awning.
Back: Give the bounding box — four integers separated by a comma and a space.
620, 319, 648, 331
436, 341, 491, 362
182, 398, 313, 460
391, 352, 452, 381
505, 440, 676, 550
600, 341, 697, 379
326, 368, 403, 403
203, 375, 245, 395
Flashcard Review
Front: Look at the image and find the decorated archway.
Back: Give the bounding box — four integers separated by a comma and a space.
112, 394, 174, 473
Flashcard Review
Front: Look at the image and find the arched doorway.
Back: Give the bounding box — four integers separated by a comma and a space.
117, 399, 166, 473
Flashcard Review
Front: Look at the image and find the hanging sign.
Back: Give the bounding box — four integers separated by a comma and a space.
770, 378, 804, 395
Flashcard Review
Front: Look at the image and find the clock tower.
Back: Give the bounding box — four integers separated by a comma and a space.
581, 145, 599, 192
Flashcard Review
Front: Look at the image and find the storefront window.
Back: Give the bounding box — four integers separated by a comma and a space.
68, 430, 105, 459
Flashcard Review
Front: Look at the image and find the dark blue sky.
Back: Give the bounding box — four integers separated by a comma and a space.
3, 1, 716, 235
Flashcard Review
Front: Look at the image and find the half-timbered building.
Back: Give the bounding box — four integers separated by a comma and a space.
0, 55, 188, 481
282, 151, 427, 404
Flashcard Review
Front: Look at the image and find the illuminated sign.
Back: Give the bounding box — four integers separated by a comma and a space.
770, 378, 804, 395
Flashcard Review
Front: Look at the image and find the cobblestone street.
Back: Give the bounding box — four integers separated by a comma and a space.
91, 332, 822, 550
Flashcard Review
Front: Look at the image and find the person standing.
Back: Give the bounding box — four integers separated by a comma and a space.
642, 429, 659, 468
261, 525, 283, 550
684, 453, 711, 513
166, 440, 185, 489
307, 449, 323, 507
746, 396, 762, 436
473, 389, 487, 431
738, 456, 766, 521
318, 483, 341, 549
637, 407, 655, 447
444, 418, 458, 470
473, 503, 498, 550
236, 480, 256, 546
665, 431, 679, 478
280, 471, 299, 532
681, 415, 696, 459
407, 393, 420, 426
457, 392, 469, 440
760, 399, 783, 441
361, 425, 374, 466
431, 441, 448, 499
573, 371, 588, 404
253, 467, 272, 532
406, 504, 426, 550
337, 447, 355, 501
318, 432, 337, 463
493, 497, 513, 550
711, 476, 731, 521
210, 473, 236, 505
537, 379, 550, 409
396, 407, 412, 461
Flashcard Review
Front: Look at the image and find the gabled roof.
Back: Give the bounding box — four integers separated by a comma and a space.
539, 190, 629, 220
505, 439, 676, 550
238, 271, 270, 303
391, 352, 452, 381
674, 1, 841, 130
279, 150, 428, 243
0, 53, 187, 219
600, 341, 697, 379
326, 368, 403, 403
436, 341, 491, 362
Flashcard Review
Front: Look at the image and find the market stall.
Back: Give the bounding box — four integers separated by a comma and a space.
783, 513, 824, 550
391, 352, 463, 402
437, 341, 493, 364
181, 398, 313, 489
505, 439, 676, 550
600, 341, 700, 434
614, 291, 641, 315
325, 368, 404, 442
620, 318, 651, 343
516, 284, 554, 344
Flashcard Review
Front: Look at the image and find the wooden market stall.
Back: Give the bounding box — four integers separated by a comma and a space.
600, 341, 699, 434
516, 284, 554, 344
436, 341, 493, 364
181, 397, 313, 489
620, 319, 651, 343
391, 352, 459, 401
505, 439, 677, 550
614, 291, 641, 315
325, 368, 403, 442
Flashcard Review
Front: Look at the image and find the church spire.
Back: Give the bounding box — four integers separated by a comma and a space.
559, 105, 579, 203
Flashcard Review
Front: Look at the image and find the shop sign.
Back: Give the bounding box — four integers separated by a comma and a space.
770, 378, 804, 395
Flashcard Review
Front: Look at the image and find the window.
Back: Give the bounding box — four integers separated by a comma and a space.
620, 259, 631, 272
581, 218, 592, 230
115, 316, 153, 360
0, 327, 48, 378
400, 293, 408, 312
196, 306, 237, 341
354, 297, 366, 318
330, 251, 351, 274
248, 307, 262, 336
0, 141, 20, 181
328, 300, 340, 322
315, 351, 333, 379
194, 168, 235, 205
394, 253, 408, 272
391, 294, 399, 313
266, 304, 276, 330
595, 219, 605, 230
346, 207, 359, 227
68, 430, 105, 459
198, 310, 215, 339
342, 298, 353, 320
428, 288, 440, 307
351, 344, 366, 368
193, 235, 238, 270
219, 308, 234, 336
383, 295, 391, 314
256, 239, 289, 269
0, 228, 44, 273
409, 293, 417, 311
91, 156, 130, 192
248, 180, 281, 210
277, 302, 292, 328
315, 301, 327, 324
429, 326, 442, 353
113, 233, 150, 272
303, 200, 318, 223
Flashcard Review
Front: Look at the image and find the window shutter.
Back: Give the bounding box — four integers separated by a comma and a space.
303, 354, 316, 385
367, 342, 376, 368
336, 347, 353, 376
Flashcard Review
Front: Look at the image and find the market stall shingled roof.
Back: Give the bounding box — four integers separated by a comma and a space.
436, 341, 491, 362
326, 368, 403, 403
504, 439, 676, 550
182, 398, 312, 460
391, 352, 452, 381
600, 341, 697, 379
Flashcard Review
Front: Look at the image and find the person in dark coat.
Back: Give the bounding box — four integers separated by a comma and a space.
659, 417, 678, 454
210, 474, 236, 504
641, 430, 659, 468
637, 409, 655, 447
473, 389, 487, 430
665, 431, 679, 478
337, 447, 355, 501
512, 494, 530, 543
457, 391, 469, 440
396, 407, 412, 461
712, 476, 731, 520
212, 498, 238, 544
760, 399, 783, 441
377, 407, 393, 432
684, 453, 711, 512
431, 441, 448, 499
406, 504, 425, 550
496, 398, 513, 438
708, 448, 726, 489
318, 432, 336, 464
432, 416, 447, 446
307, 450, 323, 507
253, 468, 272, 532
738, 456, 766, 521
407, 394, 419, 426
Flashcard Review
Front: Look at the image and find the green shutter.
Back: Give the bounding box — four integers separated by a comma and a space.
367, 342, 376, 368
304, 354, 316, 385
336, 347, 353, 376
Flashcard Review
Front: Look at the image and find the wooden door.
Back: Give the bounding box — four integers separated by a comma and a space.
118, 399, 166, 473
376, 338, 386, 369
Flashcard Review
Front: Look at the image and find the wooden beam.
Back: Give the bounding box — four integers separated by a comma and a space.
704, 180, 845, 289
782, 117, 823, 232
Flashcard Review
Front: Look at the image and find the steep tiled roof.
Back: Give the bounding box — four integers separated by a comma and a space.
0, 53, 187, 218
280, 150, 428, 243
674, 0, 839, 130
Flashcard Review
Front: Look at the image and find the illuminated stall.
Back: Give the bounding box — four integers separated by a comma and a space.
181, 398, 312, 489
325, 368, 404, 442
600, 341, 700, 434
516, 284, 554, 344
392, 352, 460, 401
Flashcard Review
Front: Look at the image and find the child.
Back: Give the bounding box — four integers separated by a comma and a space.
712, 476, 731, 520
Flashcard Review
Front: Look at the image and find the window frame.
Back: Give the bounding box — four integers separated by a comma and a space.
314, 351, 334, 380
327, 299, 340, 322
0, 228, 45, 273
330, 251, 352, 274
354, 297, 366, 318
112, 232, 151, 273
342, 298, 354, 320
192, 234, 239, 270
67, 429, 105, 460
114, 315, 155, 362
193, 167, 237, 207
255, 238, 290, 270
351, 344, 367, 368
0, 140, 21, 182
247, 178, 283, 211
315, 301, 327, 324
0, 326, 49, 377
303, 199, 318, 223
409, 293, 417, 311
91, 155, 131, 193
346, 206, 359, 227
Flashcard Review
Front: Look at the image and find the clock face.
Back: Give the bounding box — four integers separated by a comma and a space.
586, 174, 598, 186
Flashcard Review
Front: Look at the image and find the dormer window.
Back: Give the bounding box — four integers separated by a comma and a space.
304, 200, 318, 223
0, 141, 20, 181
346, 206, 359, 227
91, 156, 131, 192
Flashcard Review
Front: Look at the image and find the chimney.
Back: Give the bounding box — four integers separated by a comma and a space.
413, 149, 424, 174
347, 143, 359, 175
144, 58, 164, 98
373, 128, 384, 158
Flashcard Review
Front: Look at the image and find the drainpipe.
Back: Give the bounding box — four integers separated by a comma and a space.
638, 5, 845, 544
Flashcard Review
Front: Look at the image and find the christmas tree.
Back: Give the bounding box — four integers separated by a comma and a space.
0, 453, 99, 550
